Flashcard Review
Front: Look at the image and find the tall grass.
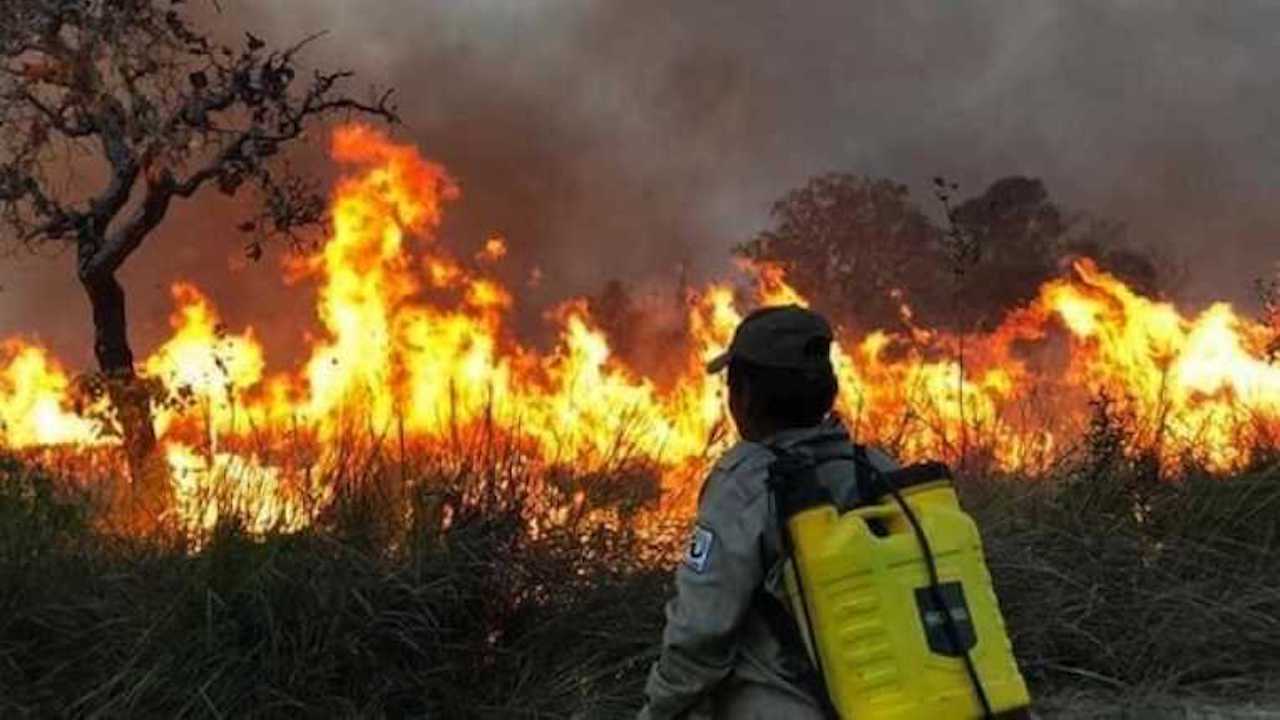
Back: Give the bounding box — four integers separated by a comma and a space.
0, 450, 673, 719
2, 430, 1280, 717
971, 464, 1280, 699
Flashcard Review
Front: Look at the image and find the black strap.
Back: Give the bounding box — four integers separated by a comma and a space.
863, 450, 995, 720
754, 586, 837, 718
765, 446, 994, 720
771, 446, 951, 506
763, 449, 843, 719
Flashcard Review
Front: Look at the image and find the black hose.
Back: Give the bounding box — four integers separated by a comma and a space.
773, 448, 996, 719
886, 481, 995, 719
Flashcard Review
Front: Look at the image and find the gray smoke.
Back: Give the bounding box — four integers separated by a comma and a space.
3, 0, 1278, 365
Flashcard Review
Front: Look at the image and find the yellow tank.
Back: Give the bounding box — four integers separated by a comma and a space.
780, 473, 1031, 719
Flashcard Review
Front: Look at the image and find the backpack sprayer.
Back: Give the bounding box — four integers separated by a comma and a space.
765, 448, 1032, 719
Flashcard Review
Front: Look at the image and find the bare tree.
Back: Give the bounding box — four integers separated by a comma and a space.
0, 0, 396, 508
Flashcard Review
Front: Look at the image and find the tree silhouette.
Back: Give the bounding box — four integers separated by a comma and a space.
0, 0, 396, 510
736, 173, 944, 331
742, 173, 1165, 336
949, 176, 1063, 330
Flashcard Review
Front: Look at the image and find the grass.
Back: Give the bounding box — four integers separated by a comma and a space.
2, 440, 1280, 718
974, 466, 1280, 699
0, 451, 672, 719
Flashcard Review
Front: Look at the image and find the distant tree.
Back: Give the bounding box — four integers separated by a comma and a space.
736, 173, 944, 331
948, 177, 1065, 329
944, 177, 1171, 327
0, 0, 396, 508
1099, 248, 1159, 294
742, 173, 1166, 336
1061, 218, 1163, 297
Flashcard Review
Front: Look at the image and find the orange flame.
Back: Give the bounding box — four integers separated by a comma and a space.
0, 341, 101, 447
1, 125, 1277, 533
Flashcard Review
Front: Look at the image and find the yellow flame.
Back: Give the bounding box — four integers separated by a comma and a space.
1, 127, 1278, 536
0, 341, 101, 446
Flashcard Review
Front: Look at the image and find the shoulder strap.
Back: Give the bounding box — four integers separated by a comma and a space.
754, 587, 834, 715
760, 448, 842, 720
854, 445, 953, 502
759, 446, 968, 720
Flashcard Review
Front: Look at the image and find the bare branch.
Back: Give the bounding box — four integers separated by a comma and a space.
17, 88, 95, 137
0, 157, 78, 241
86, 97, 140, 237
281, 30, 330, 62
172, 132, 251, 198
80, 175, 174, 281
1, 0, 397, 270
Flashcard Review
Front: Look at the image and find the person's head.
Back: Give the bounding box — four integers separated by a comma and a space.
706, 305, 838, 441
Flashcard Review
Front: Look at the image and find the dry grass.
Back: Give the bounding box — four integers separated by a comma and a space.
0, 451, 673, 719
2, 426, 1279, 718
970, 466, 1280, 699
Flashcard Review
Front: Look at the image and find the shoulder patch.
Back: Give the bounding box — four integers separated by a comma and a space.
684, 524, 716, 574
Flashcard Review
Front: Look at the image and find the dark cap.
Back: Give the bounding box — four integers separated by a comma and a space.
706, 304, 834, 374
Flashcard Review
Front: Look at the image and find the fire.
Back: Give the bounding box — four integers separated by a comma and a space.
143, 283, 265, 439
0, 341, 101, 447
477, 234, 508, 263
166, 443, 302, 534
1038, 261, 1280, 469
0, 125, 1277, 533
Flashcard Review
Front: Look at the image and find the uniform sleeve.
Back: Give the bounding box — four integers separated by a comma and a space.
638, 465, 770, 720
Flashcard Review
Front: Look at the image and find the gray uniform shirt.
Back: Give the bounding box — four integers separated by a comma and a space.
638, 418, 897, 720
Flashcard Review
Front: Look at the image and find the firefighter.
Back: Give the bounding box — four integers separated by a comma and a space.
638, 305, 895, 720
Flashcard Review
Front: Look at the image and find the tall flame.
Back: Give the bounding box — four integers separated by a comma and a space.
1, 125, 1277, 532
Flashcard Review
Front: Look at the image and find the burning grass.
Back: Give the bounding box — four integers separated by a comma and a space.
0, 445, 676, 719
3, 125, 1280, 716
4, 125, 1280, 542
3, 434, 1280, 718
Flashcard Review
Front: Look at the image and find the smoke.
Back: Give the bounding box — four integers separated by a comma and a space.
3, 0, 1279, 364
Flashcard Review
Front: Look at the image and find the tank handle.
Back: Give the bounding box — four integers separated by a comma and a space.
850, 504, 900, 521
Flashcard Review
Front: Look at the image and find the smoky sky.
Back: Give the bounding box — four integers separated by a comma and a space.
2, 0, 1278, 367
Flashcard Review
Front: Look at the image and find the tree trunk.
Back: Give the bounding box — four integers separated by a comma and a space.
82, 271, 170, 523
